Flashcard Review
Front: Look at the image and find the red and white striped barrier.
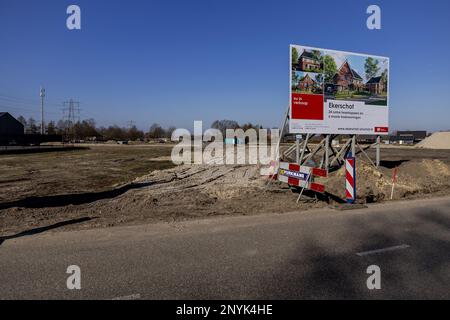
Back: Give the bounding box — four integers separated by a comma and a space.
277, 162, 327, 193
345, 157, 356, 203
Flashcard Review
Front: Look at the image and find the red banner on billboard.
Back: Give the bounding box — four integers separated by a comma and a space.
291, 93, 324, 121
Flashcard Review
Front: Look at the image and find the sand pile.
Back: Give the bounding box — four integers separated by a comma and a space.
416, 132, 450, 149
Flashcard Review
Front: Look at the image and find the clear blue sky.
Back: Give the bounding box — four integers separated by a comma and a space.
1, 0, 449, 131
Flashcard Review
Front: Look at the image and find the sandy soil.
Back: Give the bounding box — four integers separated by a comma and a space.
416, 132, 450, 149
1, 146, 450, 235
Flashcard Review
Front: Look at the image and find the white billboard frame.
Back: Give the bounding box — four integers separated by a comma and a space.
289, 44, 390, 135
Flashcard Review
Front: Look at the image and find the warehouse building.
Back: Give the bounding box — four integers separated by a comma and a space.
396, 131, 427, 142
0, 112, 24, 135
389, 131, 427, 145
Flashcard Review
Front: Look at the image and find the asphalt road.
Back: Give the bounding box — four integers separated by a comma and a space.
0, 196, 449, 300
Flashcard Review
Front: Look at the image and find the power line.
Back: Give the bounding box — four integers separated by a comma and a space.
62, 99, 81, 141
0, 97, 60, 110
0, 93, 65, 109
0, 104, 60, 115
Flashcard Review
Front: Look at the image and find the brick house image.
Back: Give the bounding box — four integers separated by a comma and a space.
298, 50, 321, 71
332, 60, 364, 92
297, 74, 317, 91
366, 76, 386, 94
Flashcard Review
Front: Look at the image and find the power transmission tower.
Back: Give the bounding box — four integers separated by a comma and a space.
127, 120, 135, 128
40, 87, 45, 134
62, 99, 81, 142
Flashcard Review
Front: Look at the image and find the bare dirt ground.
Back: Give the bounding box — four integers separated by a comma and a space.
1, 145, 450, 235
0, 144, 175, 203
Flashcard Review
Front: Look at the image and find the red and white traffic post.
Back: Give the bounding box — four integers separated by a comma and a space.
345, 155, 356, 204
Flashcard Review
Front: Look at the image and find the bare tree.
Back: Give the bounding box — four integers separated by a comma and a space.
147, 123, 166, 139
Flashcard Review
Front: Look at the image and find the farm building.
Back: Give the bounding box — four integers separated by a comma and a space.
0, 112, 24, 135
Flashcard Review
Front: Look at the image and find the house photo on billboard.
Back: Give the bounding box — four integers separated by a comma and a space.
324, 54, 389, 106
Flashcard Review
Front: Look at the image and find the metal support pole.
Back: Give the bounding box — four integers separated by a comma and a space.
275, 105, 290, 163
299, 133, 310, 165
295, 137, 300, 164
376, 135, 381, 167
330, 137, 352, 166
40, 87, 45, 135
351, 135, 356, 157
296, 174, 310, 204
267, 105, 289, 188
325, 135, 330, 174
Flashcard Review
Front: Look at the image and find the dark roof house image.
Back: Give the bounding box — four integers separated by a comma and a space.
366, 76, 386, 95
298, 74, 316, 90
295, 73, 323, 94
298, 50, 322, 72
332, 60, 364, 92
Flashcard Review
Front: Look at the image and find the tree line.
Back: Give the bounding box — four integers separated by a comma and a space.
15, 117, 263, 141
16, 116, 175, 141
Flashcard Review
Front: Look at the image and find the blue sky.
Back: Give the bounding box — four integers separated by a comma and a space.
0, 0, 449, 131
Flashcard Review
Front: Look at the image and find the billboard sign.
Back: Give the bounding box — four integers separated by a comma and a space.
290, 45, 389, 135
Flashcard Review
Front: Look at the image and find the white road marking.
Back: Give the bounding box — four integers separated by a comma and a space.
356, 244, 410, 257
111, 293, 141, 300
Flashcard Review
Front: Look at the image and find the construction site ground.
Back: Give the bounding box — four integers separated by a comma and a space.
1, 144, 450, 235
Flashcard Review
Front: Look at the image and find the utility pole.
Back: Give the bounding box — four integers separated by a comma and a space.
40, 87, 46, 134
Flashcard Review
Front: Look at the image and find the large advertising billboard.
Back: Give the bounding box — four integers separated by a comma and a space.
290, 45, 389, 135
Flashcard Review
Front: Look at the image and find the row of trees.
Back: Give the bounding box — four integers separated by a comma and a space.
211, 120, 263, 137
16, 116, 263, 141
16, 116, 175, 141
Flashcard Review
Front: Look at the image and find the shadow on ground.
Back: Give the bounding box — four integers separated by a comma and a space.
379, 160, 409, 169
257, 206, 450, 299
0, 182, 154, 210
0, 146, 89, 155
0, 217, 94, 246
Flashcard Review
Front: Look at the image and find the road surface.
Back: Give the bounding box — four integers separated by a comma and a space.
0, 196, 449, 299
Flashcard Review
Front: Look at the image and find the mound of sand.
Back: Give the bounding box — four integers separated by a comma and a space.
416, 132, 450, 149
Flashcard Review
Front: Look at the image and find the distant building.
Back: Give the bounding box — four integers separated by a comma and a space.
396, 134, 415, 145
388, 131, 426, 145
357, 135, 377, 144
0, 112, 24, 135
396, 131, 427, 142
1, 112, 62, 146
224, 137, 245, 145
